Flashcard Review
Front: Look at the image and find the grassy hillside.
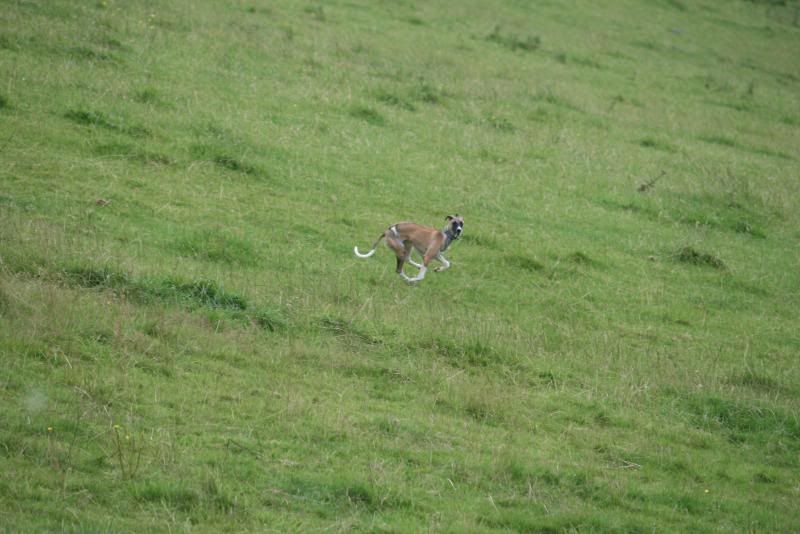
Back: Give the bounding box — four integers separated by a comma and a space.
1, 0, 799, 530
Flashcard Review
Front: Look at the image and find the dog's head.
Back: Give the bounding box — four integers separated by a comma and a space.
445, 214, 464, 239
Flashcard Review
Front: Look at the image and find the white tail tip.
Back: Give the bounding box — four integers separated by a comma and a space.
354, 246, 375, 258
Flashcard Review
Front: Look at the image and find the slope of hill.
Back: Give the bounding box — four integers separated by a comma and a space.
1, 0, 799, 530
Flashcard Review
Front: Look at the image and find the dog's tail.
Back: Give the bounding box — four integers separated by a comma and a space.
354, 234, 384, 258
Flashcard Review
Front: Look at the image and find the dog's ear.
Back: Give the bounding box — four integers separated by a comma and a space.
445, 215, 453, 221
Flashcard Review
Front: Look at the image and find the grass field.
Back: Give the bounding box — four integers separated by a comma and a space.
1, 0, 799, 531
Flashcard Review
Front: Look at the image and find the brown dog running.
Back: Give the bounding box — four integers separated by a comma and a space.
354, 215, 464, 283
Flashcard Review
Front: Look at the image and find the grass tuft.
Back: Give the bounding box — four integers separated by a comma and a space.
567, 251, 595, 265
684, 394, 800, 441
411, 79, 445, 105
674, 246, 726, 270
213, 155, 260, 175
725, 369, 781, 392
251, 305, 289, 332
132, 481, 200, 512
67, 46, 115, 62
163, 278, 248, 310
504, 254, 544, 272
203, 475, 237, 513
639, 137, 677, 152
64, 265, 248, 310
64, 109, 150, 137
374, 89, 416, 111
554, 51, 604, 69
487, 25, 541, 52
320, 316, 381, 345
303, 5, 326, 22
64, 109, 114, 128
132, 87, 171, 108
733, 220, 765, 238
485, 113, 515, 132
700, 134, 737, 147
423, 337, 500, 367
349, 106, 386, 126
94, 142, 173, 165
663, 0, 688, 11
533, 88, 582, 112
189, 144, 266, 177
173, 230, 259, 266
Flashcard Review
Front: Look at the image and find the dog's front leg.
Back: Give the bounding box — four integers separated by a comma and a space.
433, 253, 450, 272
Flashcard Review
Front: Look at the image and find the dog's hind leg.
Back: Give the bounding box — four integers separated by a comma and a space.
405, 248, 430, 282
396, 257, 414, 283
383, 236, 412, 281
405, 265, 427, 283
406, 242, 444, 282
399, 242, 418, 282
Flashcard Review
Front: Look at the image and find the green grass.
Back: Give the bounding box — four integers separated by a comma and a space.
1, 0, 799, 530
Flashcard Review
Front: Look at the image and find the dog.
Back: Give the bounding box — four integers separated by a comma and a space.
354, 215, 464, 283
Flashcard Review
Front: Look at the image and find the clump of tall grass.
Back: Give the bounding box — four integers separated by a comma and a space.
349, 106, 386, 126
173, 229, 259, 266
674, 247, 726, 270
189, 143, 266, 177
64, 109, 150, 137
61, 265, 288, 331
487, 25, 541, 52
